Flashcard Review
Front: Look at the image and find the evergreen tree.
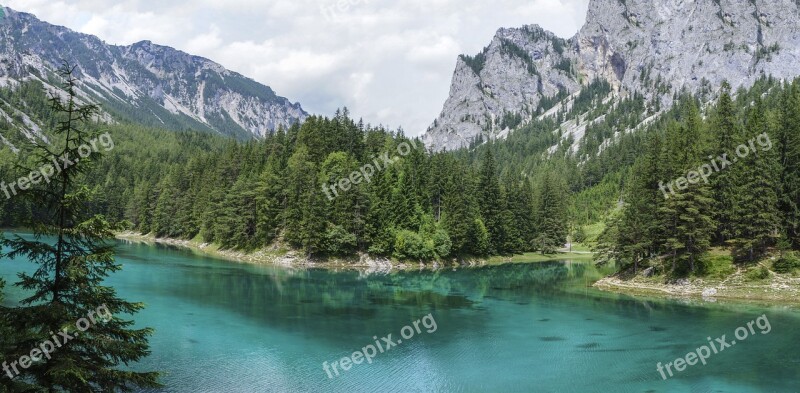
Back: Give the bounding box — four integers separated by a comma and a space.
534, 172, 569, 254
320, 152, 363, 255
661, 100, 715, 273
478, 149, 509, 254
284, 145, 327, 256
618, 160, 654, 273
504, 174, 535, 253
710, 81, 741, 244
778, 81, 800, 247
440, 157, 479, 256
255, 155, 286, 247
216, 175, 260, 249
0, 65, 159, 391
729, 99, 781, 262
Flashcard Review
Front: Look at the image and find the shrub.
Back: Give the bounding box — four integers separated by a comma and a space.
393, 230, 434, 261
432, 229, 452, 259
745, 266, 770, 281
573, 227, 588, 244
773, 253, 800, 274
696, 254, 735, 279
324, 224, 357, 256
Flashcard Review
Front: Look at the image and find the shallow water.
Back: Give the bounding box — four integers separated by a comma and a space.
2, 238, 799, 392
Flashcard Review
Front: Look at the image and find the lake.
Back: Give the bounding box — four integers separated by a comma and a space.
1, 237, 799, 392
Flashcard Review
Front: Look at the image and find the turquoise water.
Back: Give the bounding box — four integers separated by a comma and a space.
2, 238, 799, 392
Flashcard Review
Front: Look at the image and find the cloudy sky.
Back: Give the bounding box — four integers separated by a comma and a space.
5, 0, 589, 136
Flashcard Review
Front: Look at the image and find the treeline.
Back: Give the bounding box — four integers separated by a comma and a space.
114, 110, 570, 259
0, 101, 571, 260
597, 78, 800, 275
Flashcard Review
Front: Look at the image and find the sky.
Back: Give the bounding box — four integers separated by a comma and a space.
4, 0, 590, 137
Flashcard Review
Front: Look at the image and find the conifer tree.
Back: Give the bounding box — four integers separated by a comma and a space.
778, 80, 800, 247
478, 148, 509, 254
0, 64, 159, 391
618, 160, 653, 273
662, 100, 715, 273
504, 173, 535, 253
710, 81, 741, 244
534, 172, 569, 254
440, 157, 478, 256
729, 99, 780, 261
284, 145, 327, 256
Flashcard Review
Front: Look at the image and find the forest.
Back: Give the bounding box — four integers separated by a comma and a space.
2, 76, 800, 274
0, 83, 570, 261
595, 79, 800, 276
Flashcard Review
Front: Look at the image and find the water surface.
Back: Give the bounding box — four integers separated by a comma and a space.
2, 237, 799, 392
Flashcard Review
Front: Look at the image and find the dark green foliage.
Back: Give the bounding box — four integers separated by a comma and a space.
773, 252, 800, 274
604, 78, 796, 276
710, 82, 740, 243
498, 111, 523, 130
460, 52, 487, 76
728, 99, 781, 262
0, 65, 159, 391
534, 171, 569, 254
661, 100, 716, 272
778, 80, 800, 247
0, 86, 553, 262
554, 59, 573, 75
478, 149, 509, 254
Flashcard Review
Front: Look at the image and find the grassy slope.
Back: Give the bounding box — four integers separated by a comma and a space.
594, 248, 800, 305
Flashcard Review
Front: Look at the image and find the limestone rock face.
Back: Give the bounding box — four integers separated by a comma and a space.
425, 0, 800, 151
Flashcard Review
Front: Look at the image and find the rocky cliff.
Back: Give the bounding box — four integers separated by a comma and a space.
425, 0, 800, 151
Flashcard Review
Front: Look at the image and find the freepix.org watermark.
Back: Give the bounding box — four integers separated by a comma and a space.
655, 314, 771, 381
1, 132, 115, 200
320, 0, 369, 22
322, 313, 437, 379
3, 304, 113, 380
322, 139, 419, 201
659, 132, 772, 199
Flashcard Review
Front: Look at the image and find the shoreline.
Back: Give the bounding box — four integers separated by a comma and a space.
116, 232, 800, 306
114, 232, 596, 272
115, 232, 493, 273
593, 269, 800, 307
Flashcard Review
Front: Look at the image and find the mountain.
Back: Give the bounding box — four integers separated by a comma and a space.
0, 6, 307, 147
424, 0, 800, 151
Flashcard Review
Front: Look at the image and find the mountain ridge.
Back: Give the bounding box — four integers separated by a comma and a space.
0, 6, 307, 148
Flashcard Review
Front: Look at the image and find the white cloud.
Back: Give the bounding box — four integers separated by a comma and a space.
3, 0, 590, 136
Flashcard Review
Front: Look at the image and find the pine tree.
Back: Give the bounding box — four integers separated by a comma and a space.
710, 81, 741, 244
662, 100, 715, 273
478, 148, 509, 254
534, 172, 569, 254
320, 152, 363, 255
255, 155, 286, 247
440, 157, 478, 256
504, 173, 535, 253
0, 64, 159, 391
284, 145, 327, 256
729, 99, 781, 262
778, 80, 800, 247
216, 175, 259, 249
618, 160, 653, 273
